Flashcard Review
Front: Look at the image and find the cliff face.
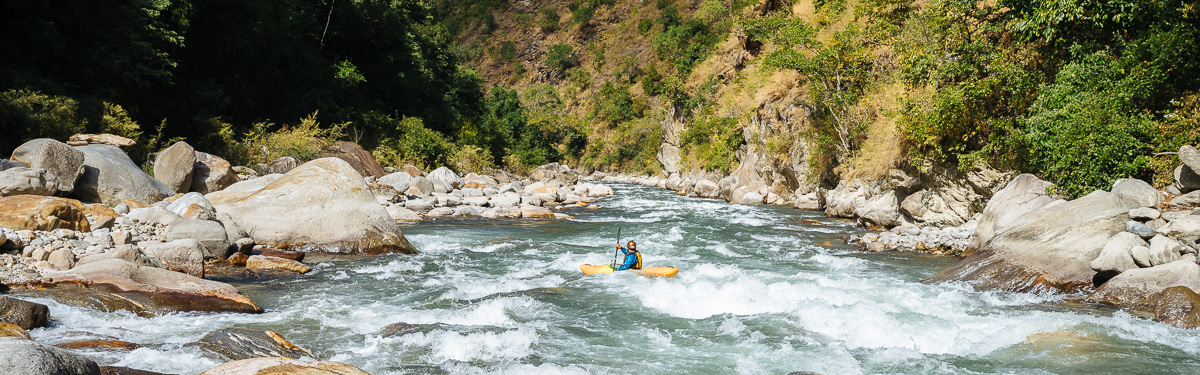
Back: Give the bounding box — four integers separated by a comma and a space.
442, 0, 1005, 227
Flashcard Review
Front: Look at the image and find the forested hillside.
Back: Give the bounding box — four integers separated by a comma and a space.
3, 0, 1199, 198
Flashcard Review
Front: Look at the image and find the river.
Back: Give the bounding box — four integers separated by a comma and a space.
21, 183, 1200, 374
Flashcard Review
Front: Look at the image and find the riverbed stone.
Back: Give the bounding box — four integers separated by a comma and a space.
970, 174, 1059, 251
929, 189, 1139, 293
139, 239, 206, 278
855, 190, 903, 229
1140, 235, 1184, 267
386, 205, 421, 222
1176, 165, 1200, 193
1160, 216, 1200, 244
1111, 178, 1162, 208
0, 296, 49, 329
196, 327, 316, 361
378, 172, 412, 192
153, 141, 197, 193
1151, 286, 1200, 329
10, 138, 85, 193
0, 322, 29, 339
1129, 207, 1161, 221
426, 207, 454, 217
428, 167, 463, 190
191, 152, 238, 195
47, 259, 262, 314
1180, 145, 1200, 173
0, 337, 101, 375
164, 219, 230, 259
69, 133, 135, 147
206, 158, 417, 254
199, 357, 369, 375
1091, 232, 1144, 274
1126, 220, 1156, 239
166, 192, 216, 221
72, 144, 175, 205
0, 195, 92, 232
314, 141, 385, 179
1087, 260, 1200, 309
0, 167, 60, 196
47, 248, 76, 270
1168, 191, 1200, 208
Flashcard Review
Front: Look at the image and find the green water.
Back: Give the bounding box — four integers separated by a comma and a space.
24, 183, 1200, 374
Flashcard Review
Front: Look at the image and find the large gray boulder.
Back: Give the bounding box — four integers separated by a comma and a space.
1087, 260, 1200, 309
206, 158, 417, 254
0, 167, 60, 196
1160, 216, 1200, 244
428, 167, 463, 190
928, 189, 1140, 293
1175, 165, 1200, 193
1180, 145, 1200, 174
0, 337, 100, 375
0, 296, 49, 329
191, 152, 238, 194
72, 144, 175, 206
529, 163, 578, 184
855, 190, 903, 229
164, 219, 230, 259
166, 192, 216, 220
1111, 178, 1162, 208
139, 239, 206, 278
1138, 235, 1184, 267
970, 174, 1060, 251
1090, 232, 1145, 274
378, 172, 412, 192
824, 180, 868, 218
153, 141, 197, 192
408, 176, 435, 195
10, 138, 85, 193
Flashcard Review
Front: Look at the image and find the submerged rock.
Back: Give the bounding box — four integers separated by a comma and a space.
207, 158, 417, 255
1152, 286, 1200, 329
199, 357, 368, 375
47, 259, 262, 314
0, 337, 101, 375
196, 328, 315, 361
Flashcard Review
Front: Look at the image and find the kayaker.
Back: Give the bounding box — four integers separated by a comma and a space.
613, 240, 642, 271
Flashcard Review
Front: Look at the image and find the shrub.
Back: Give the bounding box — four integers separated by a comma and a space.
371, 115, 453, 169
448, 145, 496, 174
570, 2, 595, 25
652, 19, 725, 74
0, 89, 87, 152
638, 18, 654, 34
537, 7, 560, 32
546, 44, 578, 71
591, 82, 639, 125
241, 111, 347, 165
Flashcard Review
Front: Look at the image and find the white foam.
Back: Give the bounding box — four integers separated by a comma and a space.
393, 328, 538, 363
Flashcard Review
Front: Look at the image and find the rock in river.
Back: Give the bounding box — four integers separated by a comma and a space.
0, 337, 101, 375
196, 328, 315, 361
73, 144, 175, 205
47, 259, 261, 315
0, 296, 49, 330
1087, 260, 1200, 309
928, 189, 1140, 293
199, 357, 368, 375
207, 158, 417, 254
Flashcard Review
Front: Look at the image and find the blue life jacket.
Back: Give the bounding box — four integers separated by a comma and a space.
615, 246, 642, 271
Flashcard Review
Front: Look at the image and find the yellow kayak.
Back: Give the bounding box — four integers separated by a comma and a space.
579, 264, 678, 277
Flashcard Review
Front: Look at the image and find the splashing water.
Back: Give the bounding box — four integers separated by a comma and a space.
19, 184, 1200, 374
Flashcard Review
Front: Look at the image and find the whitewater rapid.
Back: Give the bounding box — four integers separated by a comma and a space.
19, 183, 1200, 374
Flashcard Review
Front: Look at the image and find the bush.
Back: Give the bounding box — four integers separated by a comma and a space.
546, 44, 578, 71
371, 115, 453, 169
591, 82, 640, 125
570, 2, 595, 25
537, 7, 559, 32
448, 145, 496, 174
652, 19, 725, 74
0, 89, 87, 152
638, 18, 654, 34
240, 111, 347, 166
681, 111, 744, 174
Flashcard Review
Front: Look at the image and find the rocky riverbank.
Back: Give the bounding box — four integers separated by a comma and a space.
0, 134, 619, 373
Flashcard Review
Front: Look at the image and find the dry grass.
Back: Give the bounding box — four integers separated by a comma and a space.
842, 81, 907, 180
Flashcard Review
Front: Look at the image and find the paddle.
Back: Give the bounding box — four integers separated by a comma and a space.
611, 227, 622, 269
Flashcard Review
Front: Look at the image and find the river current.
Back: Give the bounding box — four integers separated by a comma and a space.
21, 183, 1200, 374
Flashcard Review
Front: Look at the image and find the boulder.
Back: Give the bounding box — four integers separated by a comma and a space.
0, 337, 101, 375
10, 138, 85, 193
426, 207, 454, 217
192, 152, 239, 194
1138, 235, 1183, 267
0, 195, 92, 232
386, 205, 421, 222
1160, 216, 1200, 243
1126, 220, 1156, 239
1175, 165, 1200, 193
1111, 178, 1162, 208
428, 167, 463, 190
1168, 190, 1200, 208
0, 296, 49, 329
408, 176, 435, 195
139, 239, 206, 278
153, 141, 197, 192
126, 207, 182, 227
314, 141, 385, 179
69, 133, 135, 147
970, 174, 1059, 250
166, 192, 216, 220
927, 190, 1139, 293
1129, 207, 1160, 221
268, 157, 298, 174
76, 245, 161, 269
47, 248, 76, 270
823, 180, 867, 218
1180, 145, 1200, 174
164, 219, 230, 259
529, 163, 578, 184
733, 191, 765, 205
0, 167, 60, 196
1086, 260, 1200, 309
453, 205, 481, 217
489, 192, 521, 208
1151, 286, 1200, 329
206, 158, 417, 255
47, 259, 262, 314
378, 172, 412, 192
72, 144, 175, 205
245, 255, 311, 274
402, 165, 423, 177
481, 207, 522, 219
855, 191, 903, 229
403, 199, 433, 212
196, 328, 315, 361
1090, 232, 1144, 274
199, 357, 369, 375
520, 206, 555, 219
56, 340, 140, 352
